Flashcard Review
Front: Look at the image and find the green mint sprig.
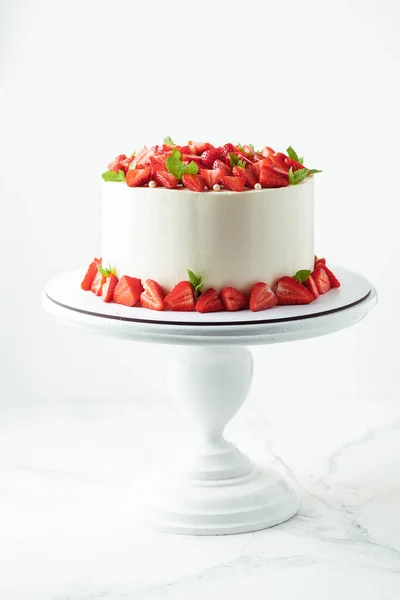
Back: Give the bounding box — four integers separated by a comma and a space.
97, 263, 117, 278
163, 136, 176, 145
288, 167, 309, 185
166, 149, 198, 179
286, 146, 303, 164
229, 153, 246, 168
187, 269, 205, 294
308, 168, 322, 175
293, 269, 311, 283
102, 170, 125, 182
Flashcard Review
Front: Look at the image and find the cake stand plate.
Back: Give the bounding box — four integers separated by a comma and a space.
42, 267, 377, 535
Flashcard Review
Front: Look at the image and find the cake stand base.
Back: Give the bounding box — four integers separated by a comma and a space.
135, 346, 298, 535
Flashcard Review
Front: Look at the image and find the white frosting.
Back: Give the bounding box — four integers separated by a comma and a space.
101, 179, 314, 291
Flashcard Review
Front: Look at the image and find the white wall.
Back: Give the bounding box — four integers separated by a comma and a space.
1, 0, 399, 408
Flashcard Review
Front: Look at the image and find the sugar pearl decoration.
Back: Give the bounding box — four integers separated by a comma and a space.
213, 184, 221, 191
149, 180, 156, 188
254, 183, 262, 190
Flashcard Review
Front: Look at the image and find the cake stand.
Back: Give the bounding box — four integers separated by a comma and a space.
42, 266, 377, 535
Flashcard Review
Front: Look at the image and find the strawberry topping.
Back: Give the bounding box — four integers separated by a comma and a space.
164, 281, 195, 311
196, 289, 224, 313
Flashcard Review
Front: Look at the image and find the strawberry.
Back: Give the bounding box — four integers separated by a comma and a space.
102, 274, 118, 302
314, 256, 326, 268
108, 154, 127, 172
311, 268, 331, 294
120, 156, 135, 173
81, 260, 99, 291
249, 282, 278, 312
126, 167, 152, 187
236, 152, 253, 165
140, 279, 165, 311
220, 287, 249, 311
261, 146, 275, 158
154, 169, 178, 189
113, 276, 144, 307
276, 276, 314, 305
181, 154, 204, 168
252, 157, 273, 177
196, 288, 224, 313
135, 147, 155, 167
91, 270, 106, 296
219, 175, 246, 192
164, 281, 195, 311
303, 274, 320, 299
213, 159, 232, 175
259, 167, 289, 188
149, 154, 167, 169
242, 145, 254, 155
232, 165, 258, 188
94, 257, 102, 265
188, 141, 213, 155
200, 169, 225, 189
322, 265, 341, 288
182, 173, 206, 192
179, 145, 191, 154
220, 143, 235, 159
252, 153, 266, 162
284, 157, 304, 171
201, 147, 222, 168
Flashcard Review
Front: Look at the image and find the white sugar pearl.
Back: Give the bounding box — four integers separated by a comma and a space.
254, 183, 262, 190
149, 180, 156, 188
213, 184, 221, 191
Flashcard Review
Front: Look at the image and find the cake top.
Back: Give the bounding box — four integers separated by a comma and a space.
102, 138, 321, 192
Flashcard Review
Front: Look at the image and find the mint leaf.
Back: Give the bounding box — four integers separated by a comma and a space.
171, 148, 182, 160
308, 169, 322, 175
287, 146, 300, 162
288, 167, 309, 185
298, 156, 304, 164
294, 269, 311, 284
187, 269, 205, 293
166, 154, 185, 180
184, 161, 198, 175
163, 136, 175, 145
237, 143, 245, 153
97, 263, 116, 278
102, 169, 125, 182
230, 153, 247, 168
130, 151, 136, 158
248, 143, 255, 152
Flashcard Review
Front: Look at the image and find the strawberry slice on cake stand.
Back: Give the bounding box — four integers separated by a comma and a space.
42, 264, 377, 536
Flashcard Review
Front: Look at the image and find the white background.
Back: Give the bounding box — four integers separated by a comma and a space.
1, 0, 399, 408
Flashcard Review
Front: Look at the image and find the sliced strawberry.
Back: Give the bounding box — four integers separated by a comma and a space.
108, 154, 127, 172
102, 274, 118, 302
303, 274, 320, 299
259, 167, 289, 188
213, 159, 231, 175
149, 154, 167, 169
179, 145, 191, 154
135, 147, 155, 167
236, 152, 253, 165
232, 165, 258, 188
314, 256, 326, 268
220, 143, 235, 159
284, 157, 304, 171
311, 268, 331, 294
249, 282, 278, 312
140, 279, 165, 311
261, 146, 275, 158
252, 157, 273, 177
252, 153, 266, 162
188, 141, 213, 155
219, 175, 246, 192
200, 169, 225, 189
164, 281, 195, 311
196, 288, 224, 313
276, 276, 314, 305
322, 266, 341, 288
126, 167, 152, 187
91, 270, 106, 296
81, 260, 99, 291
200, 147, 222, 168
220, 287, 249, 311
154, 169, 178, 189
182, 173, 206, 192
181, 154, 204, 168
113, 276, 144, 307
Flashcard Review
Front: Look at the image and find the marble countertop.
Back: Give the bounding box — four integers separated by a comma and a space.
1, 395, 399, 600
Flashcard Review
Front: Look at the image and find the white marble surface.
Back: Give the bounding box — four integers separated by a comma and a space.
1, 393, 400, 600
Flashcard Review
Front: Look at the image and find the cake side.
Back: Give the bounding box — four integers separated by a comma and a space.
101, 178, 314, 291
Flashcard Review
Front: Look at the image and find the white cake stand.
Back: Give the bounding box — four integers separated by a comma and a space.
42, 266, 377, 535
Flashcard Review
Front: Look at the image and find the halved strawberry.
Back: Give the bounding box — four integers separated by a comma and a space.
232, 165, 258, 188
200, 147, 222, 168
91, 271, 106, 296
196, 288, 224, 313
81, 260, 99, 291
276, 276, 314, 305
182, 174, 206, 192
135, 147, 155, 167
219, 175, 246, 192
181, 154, 204, 168
154, 169, 178, 189
252, 157, 273, 177
322, 266, 341, 288
113, 276, 144, 307
200, 169, 225, 189
220, 287, 249, 311
164, 281, 195, 311
220, 143, 235, 159
102, 274, 118, 302
311, 268, 331, 294
261, 146, 275, 158
284, 157, 304, 171
213, 159, 232, 175
140, 279, 165, 311
108, 154, 127, 172
149, 154, 167, 169
188, 141, 213, 155
259, 167, 289, 188
303, 274, 320, 299
249, 282, 278, 312
126, 167, 152, 187
314, 256, 326, 268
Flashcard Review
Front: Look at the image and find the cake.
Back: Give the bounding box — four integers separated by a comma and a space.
81, 138, 340, 313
